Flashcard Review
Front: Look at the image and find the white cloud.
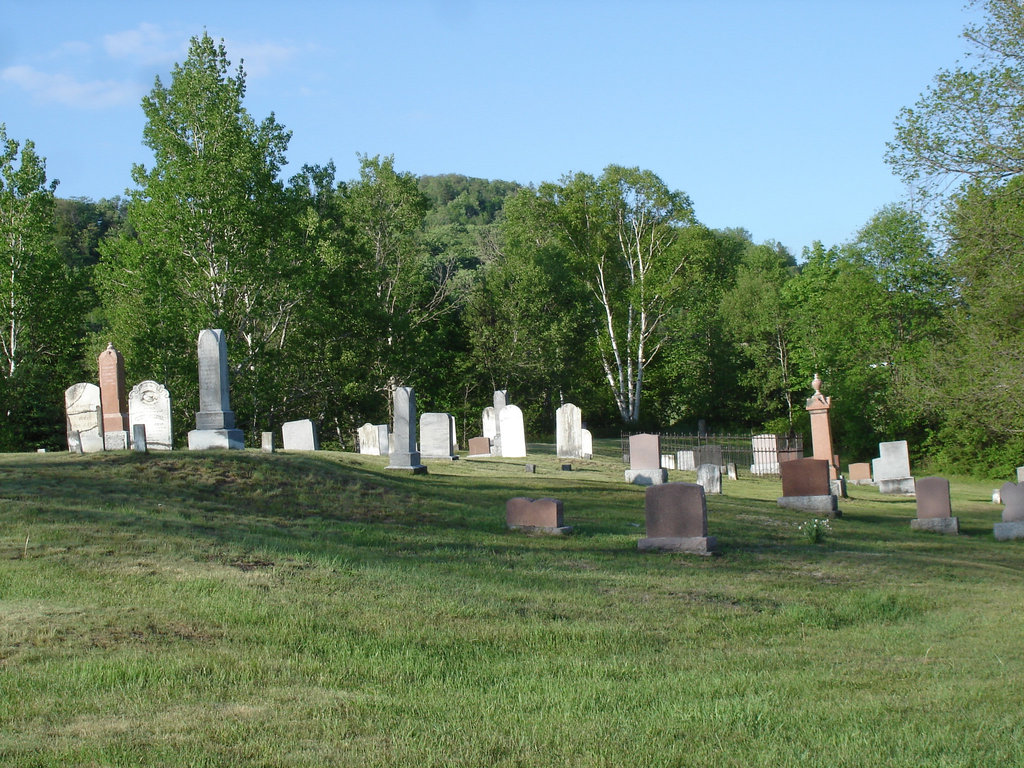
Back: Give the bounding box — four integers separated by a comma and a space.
103, 22, 183, 66
1, 65, 141, 109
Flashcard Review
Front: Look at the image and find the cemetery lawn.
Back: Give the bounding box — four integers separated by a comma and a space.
1, 446, 1022, 767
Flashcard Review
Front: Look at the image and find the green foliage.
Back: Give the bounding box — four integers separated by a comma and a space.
96, 33, 304, 442
0, 125, 87, 449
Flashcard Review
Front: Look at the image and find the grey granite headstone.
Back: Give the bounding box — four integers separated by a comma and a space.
128, 380, 173, 451
187, 329, 244, 450
420, 412, 458, 459
995, 481, 1024, 540
750, 433, 780, 475
131, 424, 148, 453
386, 386, 427, 473
282, 419, 319, 450
262, 431, 275, 453
629, 434, 661, 470
1017, 466, 1024, 484
697, 463, 722, 495
65, 383, 104, 453
556, 403, 583, 459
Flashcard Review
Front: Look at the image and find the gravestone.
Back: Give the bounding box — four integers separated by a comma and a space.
581, 429, 594, 460
638, 482, 717, 554
282, 419, 319, 451
98, 343, 130, 451
131, 424, 148, 453
806, 374, 838, 479
750, 433, 780, 475
726, 462, 738, 481
420, 412, 458, 460
676, 450, 696, 471
556, 403, 583, 459
128, 380, 173, 451
262, 431, 275, 453
386, 386, 427, 473
68, 430, 83, 454
911, 476, 959, 534
777, 457, 839, 515
696, 444, 723, 468
450, 415, 458, 454
187, 329, 244, 450
1017, 466, 1024, 484
468, 436, 491, 457
482, 407, 497, 443
848, 462, 872, 485
626, 434, 667, 485
65, 383, 104, 453
357, 423, 389, 456
994, 481, 1024, 541
490, 390, 508, 456
697, 463, 722, 495
872, 440, 915, 495
661, 454, 676, 470
498, 404, 527, 458
505, 497, 572, 534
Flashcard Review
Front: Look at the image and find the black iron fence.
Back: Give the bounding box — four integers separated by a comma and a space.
620, 432, 804, 478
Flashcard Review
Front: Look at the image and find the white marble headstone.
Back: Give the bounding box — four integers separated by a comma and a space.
65, 383, 104, 453
128, 380, 173, 451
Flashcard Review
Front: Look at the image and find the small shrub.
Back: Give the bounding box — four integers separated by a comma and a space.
798, 517, 831, 544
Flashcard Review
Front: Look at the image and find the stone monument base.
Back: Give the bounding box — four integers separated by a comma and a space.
625, 468, 669, 486
188, 429, 245, 450
507, 523, 573, 535
993, 522, 1024, 541
830, 477, 848, 498
777, 495, 841, 516
910, 517, 959, 534
879, 477, 916, 495
104, 431, 129, 451
638, 535, 717, 555
385, 463, 428, 474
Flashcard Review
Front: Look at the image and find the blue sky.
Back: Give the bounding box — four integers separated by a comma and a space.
2, 1, 977, 255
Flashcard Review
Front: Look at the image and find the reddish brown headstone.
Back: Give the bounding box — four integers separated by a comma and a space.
629, 433, 661, 470
644, 482, 708, 538
506, 497, 569, 533
780, 458, 831, 497
915, 477, 952, 519
848, 462, 872, 483
468, 436, 491, 456
98, 342, 129, 435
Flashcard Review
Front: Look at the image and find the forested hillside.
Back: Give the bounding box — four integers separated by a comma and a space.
2, 0, 1022, 475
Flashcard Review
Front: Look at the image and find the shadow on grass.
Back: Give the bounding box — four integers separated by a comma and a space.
2, 450, 1020, 583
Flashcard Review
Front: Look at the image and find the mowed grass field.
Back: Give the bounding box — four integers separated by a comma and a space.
0, 443, 1021, 767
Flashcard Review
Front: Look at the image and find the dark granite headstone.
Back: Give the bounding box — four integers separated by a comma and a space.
915, 477, 952, 519
638, 482, 716, 554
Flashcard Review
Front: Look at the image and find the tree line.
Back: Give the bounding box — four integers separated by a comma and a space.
2, 0, 1022, 476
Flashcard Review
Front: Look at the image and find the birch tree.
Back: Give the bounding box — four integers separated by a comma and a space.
521, 166, 698, 424
0, 125, 84, 448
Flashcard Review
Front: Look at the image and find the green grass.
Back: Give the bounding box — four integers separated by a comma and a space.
1, 444, 1022, 766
